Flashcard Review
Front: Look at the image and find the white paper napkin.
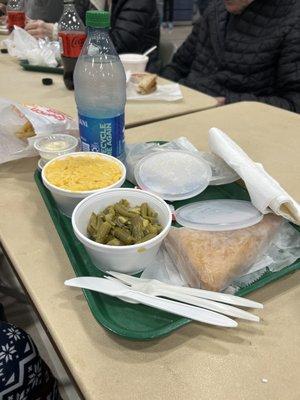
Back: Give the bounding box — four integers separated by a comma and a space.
209, 127, 300, 225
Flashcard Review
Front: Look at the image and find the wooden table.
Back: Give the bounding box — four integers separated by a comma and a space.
0, 52, 217, 127
0, 102, 299, 400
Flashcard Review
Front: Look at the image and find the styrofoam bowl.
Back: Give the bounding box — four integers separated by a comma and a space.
72, 188, 172, 274
119, 53, 149, 73
42, 152, 126, 217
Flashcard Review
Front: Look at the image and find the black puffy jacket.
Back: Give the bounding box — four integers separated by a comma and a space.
162, 0, 300, 113
110, 0, 160, 72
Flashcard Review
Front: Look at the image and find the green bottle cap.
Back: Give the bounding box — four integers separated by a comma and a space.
86, 10, 110, 29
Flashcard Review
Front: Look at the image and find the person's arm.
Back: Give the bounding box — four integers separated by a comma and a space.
225, 14, 300, 113
25, 20, 55, 39
161, 17, 206, 82
110, 0, 157, 54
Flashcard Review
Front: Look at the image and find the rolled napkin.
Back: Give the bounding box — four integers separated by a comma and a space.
209, 127, 300, 225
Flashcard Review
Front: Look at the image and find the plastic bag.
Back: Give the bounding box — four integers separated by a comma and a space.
125, 137, 238, 186
227, 222, 300, 292
0, 98, 78, 164
162, 214, 283, 291
142, 218, 300, 292
2, 26, 59, 67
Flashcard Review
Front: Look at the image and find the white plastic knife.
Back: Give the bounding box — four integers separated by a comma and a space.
105, 276, 259, 322
107, 271, 263, 309
65, 277, 238, 328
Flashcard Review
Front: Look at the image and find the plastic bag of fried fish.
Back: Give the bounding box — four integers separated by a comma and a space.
141, 216, 300, 293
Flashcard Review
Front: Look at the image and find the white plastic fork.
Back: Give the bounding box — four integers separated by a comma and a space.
105, 276, 259, 322
107, 271, 263, 309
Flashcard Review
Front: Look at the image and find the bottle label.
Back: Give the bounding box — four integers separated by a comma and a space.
58, 32, 86, 58
7, 11, 25, 29
78, 113, 125, 159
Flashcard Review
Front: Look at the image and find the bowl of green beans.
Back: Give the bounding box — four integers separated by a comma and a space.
72, 188, 172, 274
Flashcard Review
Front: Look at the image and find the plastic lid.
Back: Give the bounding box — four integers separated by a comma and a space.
134, 150, 212, 201
200, 152, 239, 186
86, 10, 110, 28
175, 200, 263, 231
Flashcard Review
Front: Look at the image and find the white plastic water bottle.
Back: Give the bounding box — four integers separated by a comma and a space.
74, 10, 126, 159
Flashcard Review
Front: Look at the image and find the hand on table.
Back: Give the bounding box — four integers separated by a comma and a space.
25, 19, 54, 39
215, 97, 226, 106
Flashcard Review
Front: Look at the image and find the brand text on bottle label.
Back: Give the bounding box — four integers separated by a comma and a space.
7, 11, 25, 29
78, 114, 125, 158
59, 32, 87, 58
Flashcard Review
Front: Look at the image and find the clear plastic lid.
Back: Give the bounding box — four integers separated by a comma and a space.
134, 150, 212, 201
200, 152, 239, 186
175, 200, 263, 231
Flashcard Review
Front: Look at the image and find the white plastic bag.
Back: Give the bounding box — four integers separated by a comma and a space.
0, 98, 78, 164
2, 26, 59, 67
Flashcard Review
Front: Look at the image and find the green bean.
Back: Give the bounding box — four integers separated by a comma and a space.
120, 199, 130, 208
114, 227, 135, 245
114, 203, 137, 218
140, 203, 148, 218
131, 215, 144, 240
87, 200, 163, 246
89, 213, 98, 230
95, 222, 112, 244
146, 224, 159, 235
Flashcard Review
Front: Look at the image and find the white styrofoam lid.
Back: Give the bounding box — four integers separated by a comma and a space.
134, 150, 212, 201
175, 200, 263, 231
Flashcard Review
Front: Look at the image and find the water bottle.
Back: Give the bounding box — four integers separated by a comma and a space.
6, 0, 25, 31
74, 10, 126, 160
58, 0, 86, 91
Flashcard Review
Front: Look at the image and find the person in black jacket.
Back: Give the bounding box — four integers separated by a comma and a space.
109, 0, 160, 71
24, 0, 160, 72
162, 0, 300, 113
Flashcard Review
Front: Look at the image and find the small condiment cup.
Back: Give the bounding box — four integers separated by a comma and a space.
34, 134, 79, 166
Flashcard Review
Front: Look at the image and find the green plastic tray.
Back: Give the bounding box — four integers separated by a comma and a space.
20, 59, 63, 74
34, 170, 300, 340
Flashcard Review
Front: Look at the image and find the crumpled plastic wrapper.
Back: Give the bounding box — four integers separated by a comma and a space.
2, 26, 60, 67
142, 217, 300, 292
0, 98, 78, 164
125, 137, 238, 186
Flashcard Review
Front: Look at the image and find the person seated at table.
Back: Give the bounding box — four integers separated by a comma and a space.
0, 319, 61, 399
24, 0, 160, 71
161, 0, 300, 113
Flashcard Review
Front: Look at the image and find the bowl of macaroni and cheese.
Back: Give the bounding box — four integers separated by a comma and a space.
42, 152, 126, 217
